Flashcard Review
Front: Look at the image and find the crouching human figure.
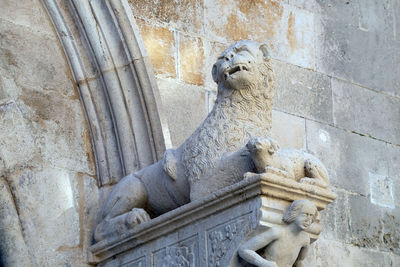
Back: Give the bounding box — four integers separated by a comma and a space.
238, 199, 318, 267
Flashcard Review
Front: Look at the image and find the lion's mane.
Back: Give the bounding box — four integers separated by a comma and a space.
181, 60, 275, 183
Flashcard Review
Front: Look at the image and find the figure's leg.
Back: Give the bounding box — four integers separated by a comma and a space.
94, 173, 150, 241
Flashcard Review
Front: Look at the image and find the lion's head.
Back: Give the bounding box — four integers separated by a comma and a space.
211, 40, 274, 100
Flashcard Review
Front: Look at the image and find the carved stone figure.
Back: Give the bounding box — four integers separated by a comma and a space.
94, 40, 275, 242
246, 137, 330, 188
238, 199, 318, 267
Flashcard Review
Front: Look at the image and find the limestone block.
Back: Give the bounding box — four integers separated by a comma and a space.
0, 178, 32, 267
306, 120, 400, 196
0, 18, 76, 98
381, 209, 400, 254
0, 101, 36, 170
7, 167, 81, 264
273, 59, 333, 124
348, 194, 385, 250
313, 239, 389, 267
17, 90, 93, 174
157, 78, 207, 146
0, 0, 55, 36
205, 1, 315, 68
271, 109, 305, 149
136, 19, 176, 78
317, 189, 351, 243
332, 78, 400, 145
128, 0, 204, 34
179, 34, 205, 85
315, 0, 400, 97
89, 175, 336, 265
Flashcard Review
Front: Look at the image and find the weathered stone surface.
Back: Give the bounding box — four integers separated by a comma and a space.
129, 0, 204, 34
332, 78, 400, 145
348, 194, 384, 249
205, 1, 315, 68
315, 0, 400, 97
273, 59, 333, 123
136, 19, 176, 78
306, 120, 400, 196
381, 209, 400, 254
318, 190, 350, 243
0, 0, 55, 37
179, 34, 205, 85
288, 0, 319, 12
271, 109, 305, 149
0, 18, 76, 98
0, 101, 36, 170
7, 168, 81, 265
17, 89, 94, 174
0, 178, 32, 267
313, 238, 389, 267
369, 172, 395, 209
157, 78, 207, 146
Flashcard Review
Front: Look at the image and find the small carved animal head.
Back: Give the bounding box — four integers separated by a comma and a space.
212, 40, 273, 94
246, 137, 280, 155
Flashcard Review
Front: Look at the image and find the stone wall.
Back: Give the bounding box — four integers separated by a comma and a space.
129, 0, 400, 266
0, 0, 399, 266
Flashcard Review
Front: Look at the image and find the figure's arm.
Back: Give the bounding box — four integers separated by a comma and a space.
238, 228, 279, 267
293, 244, 309, 267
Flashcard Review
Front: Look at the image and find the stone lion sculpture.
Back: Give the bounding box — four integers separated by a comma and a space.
246, 137, 330, 188
94, 40, 275, 242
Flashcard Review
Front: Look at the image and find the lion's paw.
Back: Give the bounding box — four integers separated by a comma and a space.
125, 208, 151, 228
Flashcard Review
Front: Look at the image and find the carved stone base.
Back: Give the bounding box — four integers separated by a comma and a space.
88, 174, 336, 266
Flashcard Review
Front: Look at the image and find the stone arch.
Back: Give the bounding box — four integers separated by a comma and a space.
41, 0, 171, 186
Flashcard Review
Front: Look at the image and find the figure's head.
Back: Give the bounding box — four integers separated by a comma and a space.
282, 200, 318, 230
212, 40, 273, 94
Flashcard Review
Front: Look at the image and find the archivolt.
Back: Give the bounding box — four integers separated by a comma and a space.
41, 0, 171, 186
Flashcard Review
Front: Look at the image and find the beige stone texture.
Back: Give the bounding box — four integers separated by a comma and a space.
204, 0, 315, 68
128, 0, 204, 34
137, 19, 176, 78
179, 34, 205, 85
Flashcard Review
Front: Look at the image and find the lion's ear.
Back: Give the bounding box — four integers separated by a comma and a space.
259, 43, 270, 60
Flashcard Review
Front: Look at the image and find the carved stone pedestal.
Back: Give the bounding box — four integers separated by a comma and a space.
88, 174, 336, 266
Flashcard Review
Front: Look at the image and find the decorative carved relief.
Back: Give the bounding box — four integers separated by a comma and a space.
207, 218, 246, 267
161, 246, 194, 267
153, 235, 198, 267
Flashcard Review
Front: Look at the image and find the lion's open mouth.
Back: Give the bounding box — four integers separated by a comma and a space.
224, 65, 248, 80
